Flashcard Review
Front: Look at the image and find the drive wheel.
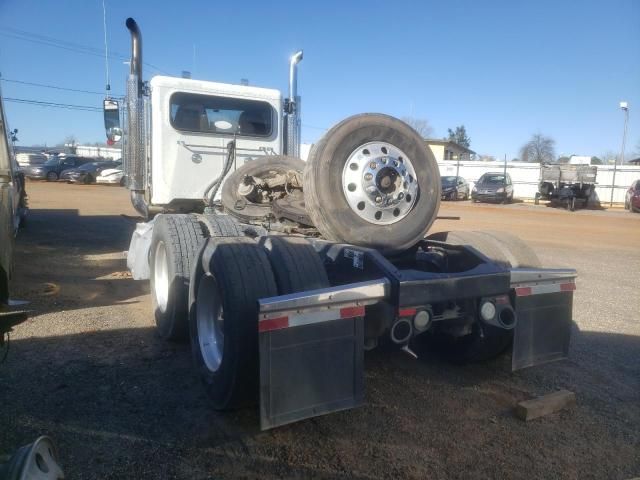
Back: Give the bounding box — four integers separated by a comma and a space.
200, 213, 244, 237
303, 114, 441, 254
46, 171, 58, 181
259, 235, 330, 294
221, 155, 305, 221
189, 237, 277, 409
150, 214, 205, 341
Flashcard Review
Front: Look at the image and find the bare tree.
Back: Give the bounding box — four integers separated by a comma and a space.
401, 117, 433, 139
520, 133, 556, 163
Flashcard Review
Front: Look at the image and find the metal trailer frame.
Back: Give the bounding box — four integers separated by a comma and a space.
256, 237, 576, 429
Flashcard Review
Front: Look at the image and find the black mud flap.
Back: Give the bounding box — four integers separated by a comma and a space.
259, 317, 364, 430
512, 291, 573, 371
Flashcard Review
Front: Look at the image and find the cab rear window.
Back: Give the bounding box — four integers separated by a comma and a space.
170, 92, 274, 137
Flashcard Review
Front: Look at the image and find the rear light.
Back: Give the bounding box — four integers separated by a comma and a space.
479, 301, 496, 321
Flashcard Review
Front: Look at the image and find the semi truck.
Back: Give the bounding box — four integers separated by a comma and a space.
106, 18, 577, 429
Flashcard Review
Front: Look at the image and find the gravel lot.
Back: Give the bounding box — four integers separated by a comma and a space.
1, 182, 638, 479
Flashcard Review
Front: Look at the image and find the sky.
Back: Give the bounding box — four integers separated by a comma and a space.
0, 0, 638, 161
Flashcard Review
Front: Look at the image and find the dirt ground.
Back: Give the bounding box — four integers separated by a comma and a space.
1, 182, 639, 479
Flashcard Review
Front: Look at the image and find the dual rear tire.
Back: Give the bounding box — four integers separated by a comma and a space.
188, 234, 328, 409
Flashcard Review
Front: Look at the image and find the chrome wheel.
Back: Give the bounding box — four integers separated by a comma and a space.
342, 141, 419, 225
153, 241, 169, 313
197, 274, 224, 372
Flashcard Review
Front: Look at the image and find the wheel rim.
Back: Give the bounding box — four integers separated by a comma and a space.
153, 241, 169, 313
341, 141, 419, 225
196, 274, 224, 372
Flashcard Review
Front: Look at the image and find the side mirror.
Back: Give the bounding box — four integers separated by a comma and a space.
103, 99, 122, 144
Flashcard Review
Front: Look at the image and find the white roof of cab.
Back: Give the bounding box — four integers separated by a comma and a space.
149, 75, 282, 102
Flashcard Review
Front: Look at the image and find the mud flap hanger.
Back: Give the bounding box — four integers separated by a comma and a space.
257, 279, 390, 430
510, 268, 577, 371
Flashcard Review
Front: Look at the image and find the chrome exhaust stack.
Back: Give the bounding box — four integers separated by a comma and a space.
284, 50, 303, 159
125, 17, 148, 218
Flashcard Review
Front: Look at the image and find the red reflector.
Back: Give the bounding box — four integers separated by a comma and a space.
515, 287, 532, 297
340, 306, 365, 318
495, 295, 510, 305
398, 308, 417, 317
259, 316, 289, 333
560, 282, 576, 292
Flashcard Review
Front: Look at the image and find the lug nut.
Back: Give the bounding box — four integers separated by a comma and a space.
369, 162, 377, 169
375, 196, 382, 203
364, 173, 373, 181
381, 157, 387, 164
393, 160, 399, 167
398, 192, 404, 200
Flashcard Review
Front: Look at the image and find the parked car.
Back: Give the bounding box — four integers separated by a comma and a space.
15, 152, 47, 168
441, 176, 469, 200
96, 167, 125, 186
23, 156, 94, 181
61, 160, 121, 184
624, 179, 640, 213
471, 172, 514, 203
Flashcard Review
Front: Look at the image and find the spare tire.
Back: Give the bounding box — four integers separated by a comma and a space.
221, 155, 305, 221
303, 114, 441, 254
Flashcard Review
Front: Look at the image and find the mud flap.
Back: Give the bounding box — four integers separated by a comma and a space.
259, 316, 364, 430
512, 290, 574, 371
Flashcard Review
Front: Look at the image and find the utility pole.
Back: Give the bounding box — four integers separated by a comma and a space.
610, 101, 629, 206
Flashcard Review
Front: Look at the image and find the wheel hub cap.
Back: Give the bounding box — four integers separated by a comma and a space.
153, 241, 169, 313
197, 275, 225, 372
342, 141, 419, 225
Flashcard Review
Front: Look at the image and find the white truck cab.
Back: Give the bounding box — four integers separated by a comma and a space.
104, 18, 302, 218
148, 76, 283, 206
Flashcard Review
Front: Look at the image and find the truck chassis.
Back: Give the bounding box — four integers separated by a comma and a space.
128, 212, 576, 429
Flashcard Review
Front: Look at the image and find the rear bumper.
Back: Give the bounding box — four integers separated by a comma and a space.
256, 265, 576, 429
96, 177, 121, 184
472, 192, 507, 201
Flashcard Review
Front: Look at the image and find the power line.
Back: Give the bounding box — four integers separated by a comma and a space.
0, 26, 170, 75
1, 78, 123, 97
4, 97, 103, 112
